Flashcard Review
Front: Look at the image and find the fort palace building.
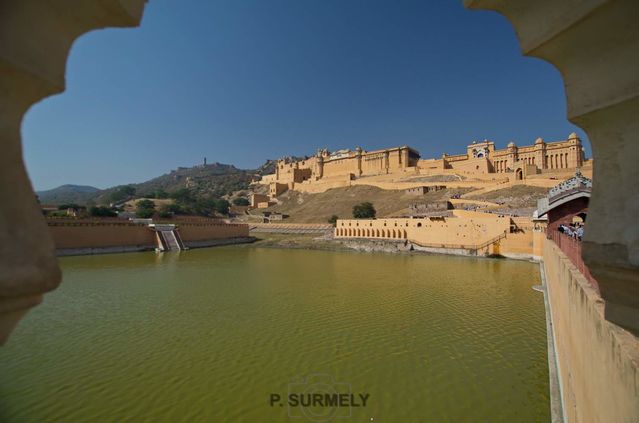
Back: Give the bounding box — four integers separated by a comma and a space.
260, 134, 587, 196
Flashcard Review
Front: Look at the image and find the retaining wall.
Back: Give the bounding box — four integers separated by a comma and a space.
543, 240, 639, 422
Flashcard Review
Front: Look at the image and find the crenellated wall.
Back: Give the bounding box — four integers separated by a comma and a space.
543, 239, 639, 422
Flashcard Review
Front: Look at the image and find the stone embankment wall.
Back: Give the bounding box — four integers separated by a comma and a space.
336, 211, 509, 251
48, 220, 250, 255
49, 221, 155, 250
339, 238, 493, 257
336, 212, 546, 260
543, 240, 639, 422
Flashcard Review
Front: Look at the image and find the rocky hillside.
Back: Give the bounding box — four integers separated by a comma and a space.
40, 161, 279, 205
258, 185, 474, 223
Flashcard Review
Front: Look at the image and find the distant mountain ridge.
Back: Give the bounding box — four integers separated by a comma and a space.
36, 184, 100, 205
36, 160, 280, 205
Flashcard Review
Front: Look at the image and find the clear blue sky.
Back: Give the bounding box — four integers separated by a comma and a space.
23, 0, 590, 191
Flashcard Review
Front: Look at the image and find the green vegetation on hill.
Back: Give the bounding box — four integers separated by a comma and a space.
36, 184, 100, 205
94, 163, 253, 204
39, 160, 281, 206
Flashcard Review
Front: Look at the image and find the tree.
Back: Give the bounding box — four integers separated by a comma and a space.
232, 197, 250, 206
58, 203, 82, 210
154, 189, 169, 199
213, 199, 230, 215
352, 202, 376, 219
136, 209, 154, 218
89, 206, 117, 217
328, 215, 339, 226
170, 188, 196, 206
136, 199, 155, 218
162, 203, 183, 214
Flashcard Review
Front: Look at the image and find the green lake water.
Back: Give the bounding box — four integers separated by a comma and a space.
0, 247, 549, 422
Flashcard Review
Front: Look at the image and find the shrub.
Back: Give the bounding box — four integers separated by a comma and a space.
232, 197, 250, 206
89, 206, 117, 217
57, 203, 81, 211
135, 208, 154, 218
352, 202, 376, 219
328, 215, 339, 225
136, 199, 155, 218
160, 204, 183, 215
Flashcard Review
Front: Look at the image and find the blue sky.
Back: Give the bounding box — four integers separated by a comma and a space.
23, 0, 590, 191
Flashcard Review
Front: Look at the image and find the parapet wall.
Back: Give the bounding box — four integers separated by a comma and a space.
178, 222, 249, 241
543, 240, 639, 422
49, 221, 154, 249
48, 220, 250, 254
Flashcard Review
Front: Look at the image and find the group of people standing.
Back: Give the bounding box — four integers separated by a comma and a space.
558, 222, 584, 240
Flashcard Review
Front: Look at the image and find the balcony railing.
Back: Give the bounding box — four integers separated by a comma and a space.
547, 230, 599, 294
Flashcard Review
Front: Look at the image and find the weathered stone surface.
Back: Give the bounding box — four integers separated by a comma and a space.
465, 0, 639, 332
0, 0, 147, 344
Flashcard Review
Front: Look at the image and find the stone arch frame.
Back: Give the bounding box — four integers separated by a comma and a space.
465, 0, 639, 332
0, 0, 637, 341
0, 0, 147, 344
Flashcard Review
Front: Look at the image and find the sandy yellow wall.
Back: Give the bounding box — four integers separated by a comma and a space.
499, 231, 534, 257
49, 222, 249, 250
178, 223, 248, 241
544, 240, 639, 422
49, 223, 155, 249
335, 214, 509, 248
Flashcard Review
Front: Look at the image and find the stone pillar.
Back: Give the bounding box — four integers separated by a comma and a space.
0, 0, 147, 344
506, 142, 517, 170
464, 0, 639, 332
316, 155, 324, 179
534, 138, 546, 169
384, 151, 390, 174
355, 146, 363, 176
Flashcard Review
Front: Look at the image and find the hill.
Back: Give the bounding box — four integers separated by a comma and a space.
42, 161, 274, 205
95, 162, 255, 203
257, 185, 474, 223
36, 184, 100, 205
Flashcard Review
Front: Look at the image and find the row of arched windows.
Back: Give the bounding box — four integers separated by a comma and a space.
335, 228, 408, 239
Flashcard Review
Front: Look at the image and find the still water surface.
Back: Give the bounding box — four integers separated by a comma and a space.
1, 247, 549, 422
